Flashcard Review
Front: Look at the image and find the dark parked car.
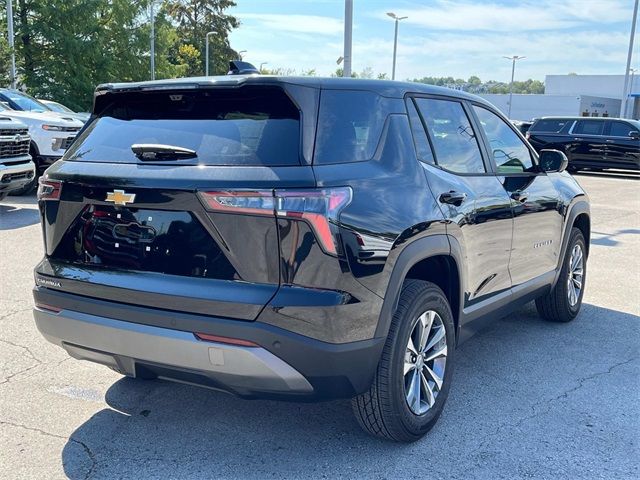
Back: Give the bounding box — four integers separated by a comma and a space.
33, 72, 590, 442
527, 116, 640, 171
511, 119, 533, 135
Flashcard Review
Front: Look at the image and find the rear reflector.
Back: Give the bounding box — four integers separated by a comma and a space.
198, 187, 352, 256
194, 332, 259, 347
37, 178, 62, 201
35, 303, 62, 314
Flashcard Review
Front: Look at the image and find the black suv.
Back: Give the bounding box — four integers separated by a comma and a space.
33, 74, 590, 442
527, 116, 640, 171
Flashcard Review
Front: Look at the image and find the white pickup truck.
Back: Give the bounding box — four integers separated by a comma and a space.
0, 89, 83, 195
0, 116, 35, 200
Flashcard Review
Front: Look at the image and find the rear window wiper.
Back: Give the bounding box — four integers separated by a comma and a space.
131, 143, 197, 161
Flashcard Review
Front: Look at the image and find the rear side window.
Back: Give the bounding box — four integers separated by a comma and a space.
609, 121, 639, 137
314, 90, 387, 164
414, 98, 485, 174
65, 87, 301, 166
573, 120, 604, 136
530, 119, 571, 133
406, 99, 435, 163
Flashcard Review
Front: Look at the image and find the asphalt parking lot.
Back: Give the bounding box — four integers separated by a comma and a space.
1, 172, 638, 479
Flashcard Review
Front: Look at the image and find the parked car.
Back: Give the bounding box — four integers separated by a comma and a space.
39, 99, 90, 123
0, 116, 35, 200
0, 95, 83, 195
32, 72, 590, 442
527, 116, 640, 171
511, 119, 533, 135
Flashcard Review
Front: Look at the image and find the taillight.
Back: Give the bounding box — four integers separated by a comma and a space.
275, 188, 351, 255
198, 187, 352, 256
197, 190, 274, 216
37, 178, 62, 201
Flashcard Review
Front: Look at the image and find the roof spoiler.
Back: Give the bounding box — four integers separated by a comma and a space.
227, 60, 260, 75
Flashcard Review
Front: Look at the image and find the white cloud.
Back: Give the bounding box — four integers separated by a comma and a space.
375, 0, 632, 32
238, 13, 343, 36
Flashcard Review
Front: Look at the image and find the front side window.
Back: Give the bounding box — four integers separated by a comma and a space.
414, 98, 485, 174
473, 106, 535, 174
609, 121, 639, 137
573, 120, 604, 136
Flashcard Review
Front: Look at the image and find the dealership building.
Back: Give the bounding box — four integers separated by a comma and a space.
480, 74, 639, 121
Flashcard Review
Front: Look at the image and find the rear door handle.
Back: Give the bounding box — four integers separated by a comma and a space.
439, 191, 467, 206
511, 191, 528, 203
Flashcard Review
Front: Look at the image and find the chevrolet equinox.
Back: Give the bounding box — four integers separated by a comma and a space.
33, 69, 590, 442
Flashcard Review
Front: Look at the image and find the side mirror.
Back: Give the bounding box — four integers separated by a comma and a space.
539, 149, 569, 173
629, 131, 640, 139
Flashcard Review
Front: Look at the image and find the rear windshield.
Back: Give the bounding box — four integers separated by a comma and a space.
65, 87, 301, 166
529, 118, 572, 133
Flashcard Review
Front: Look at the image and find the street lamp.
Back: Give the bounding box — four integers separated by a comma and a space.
205, 31, 215, 76
259, 62, 268, 72
387, 12, 408, 81
503, 55, 526, 119
238, 50, 247, 60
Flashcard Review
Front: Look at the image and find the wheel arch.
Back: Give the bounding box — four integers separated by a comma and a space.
375, 234, 463, 343
553, 198, 590, 287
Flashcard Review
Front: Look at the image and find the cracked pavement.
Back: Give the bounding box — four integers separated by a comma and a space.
1, 173, 639, 479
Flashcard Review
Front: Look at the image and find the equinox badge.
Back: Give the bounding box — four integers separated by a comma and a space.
105, 189, 136, 206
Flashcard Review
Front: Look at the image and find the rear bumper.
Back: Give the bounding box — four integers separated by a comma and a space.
33, 287, 385, 400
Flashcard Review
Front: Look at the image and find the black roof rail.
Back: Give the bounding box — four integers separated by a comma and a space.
227, 61, 260, 75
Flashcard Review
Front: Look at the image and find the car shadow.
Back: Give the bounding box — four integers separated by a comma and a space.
0, 203, 40, 230
60, 302, 640, 479
591, 228, 640, 247
574, 170, 639, 181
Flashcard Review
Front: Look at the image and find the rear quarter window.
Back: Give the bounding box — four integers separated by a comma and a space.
314, 90, 388, 165
530, 119, 571, 133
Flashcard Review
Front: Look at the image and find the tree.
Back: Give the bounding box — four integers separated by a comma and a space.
165, 0, 239, 76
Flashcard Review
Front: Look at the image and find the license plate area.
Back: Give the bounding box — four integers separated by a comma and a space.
52, 205, 236, 279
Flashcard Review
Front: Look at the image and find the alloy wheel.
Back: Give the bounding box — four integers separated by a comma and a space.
404, 310, 448, 415
567, 244, 584, 306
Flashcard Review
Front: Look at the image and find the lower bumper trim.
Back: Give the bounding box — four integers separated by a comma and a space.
34, 307, 313, 396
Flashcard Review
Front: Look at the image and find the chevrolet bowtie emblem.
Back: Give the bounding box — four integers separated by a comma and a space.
105, 189, 136, 206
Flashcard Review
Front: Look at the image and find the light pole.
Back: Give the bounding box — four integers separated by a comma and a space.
6, 0, 16, 88
205, 31, 215, 76
259, 62, 268, 72
503, 55, 526, 119
237, 50, 247, 60
622, 0, 638, 118
150, 1, 156, 80
343, 0, 353, 77
387, 13, 408, 81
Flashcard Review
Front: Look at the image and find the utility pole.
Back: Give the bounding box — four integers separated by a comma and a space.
387, 12, 408, 80
503, 55, 525, 119
622, 0, 638, 118
150, 1, 156, 80
343, 0, 352, 78
6, 0, 16, 88
205, 31, 215, 76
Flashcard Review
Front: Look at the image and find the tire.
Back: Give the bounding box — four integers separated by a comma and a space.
352, 280, 455, 442
535, 227, 586, 322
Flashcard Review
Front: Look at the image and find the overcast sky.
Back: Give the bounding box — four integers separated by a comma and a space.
229, 0, 638, 81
